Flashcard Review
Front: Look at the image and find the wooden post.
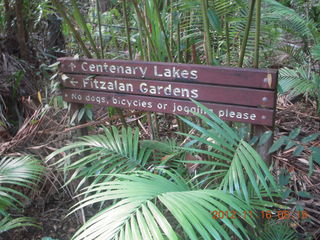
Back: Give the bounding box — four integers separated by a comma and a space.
252, 0, 276, 166
253, 125, 273, 166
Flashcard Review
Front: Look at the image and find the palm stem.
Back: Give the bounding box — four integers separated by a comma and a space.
132, 0, 159, 61
201, 0, 213, 65
177, 20, 181, 62
152, 0, 173, 62
123, 0, 133, 60
96, 0, 104, 59
238, 0, 256, 67
144, 0, 151, 61
70, 0, 99, 58
169, 0, 174, 55
225, 15, 231, 65
52, 0, 92, 58
254, 0, 261, 68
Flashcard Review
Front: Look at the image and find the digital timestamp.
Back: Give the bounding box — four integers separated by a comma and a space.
210, 210, 309, 220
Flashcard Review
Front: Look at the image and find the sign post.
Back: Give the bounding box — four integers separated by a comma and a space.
59, 58, 278, 159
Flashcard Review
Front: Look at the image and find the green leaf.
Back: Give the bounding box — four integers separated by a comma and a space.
141, 140, 173, 153
284, 140, 297, 150
85, 108, 93, 121
0, 156, 43, 233
258, 131, 273, 146
308, 155, 314, 177
268, 136, 288, 154
293, 145, 304, 156
77, 108, 85, 122
301, 133, 320, 144
70, 171, 255, 240
311, 147, 320, 165
46, 127, 152, 191
295, 204, 304, 212
278, 170, 290, 186
288, 128, 301, 139
297, 191, 312, 199
41, 238, 60, 240
280, 189, 291, 200
311, 44, 320, 61
207, 9, 222, 33
249, 136, 259, 146
258, 221, 297, 240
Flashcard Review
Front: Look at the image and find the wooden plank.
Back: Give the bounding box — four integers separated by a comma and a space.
61, 74, 275, 108
62, 89, 275, 126
58, 58, 278, 89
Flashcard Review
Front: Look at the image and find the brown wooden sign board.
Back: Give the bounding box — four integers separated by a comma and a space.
58, 58, 278, 126
62, 74, 275, 108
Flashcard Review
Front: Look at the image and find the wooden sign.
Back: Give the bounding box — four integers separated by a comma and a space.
59, 58, 278, 126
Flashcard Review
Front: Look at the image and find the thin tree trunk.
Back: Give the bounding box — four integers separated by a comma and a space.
15, 0, 28, 60
238, 0, 255, 67
3, 0, 12, 34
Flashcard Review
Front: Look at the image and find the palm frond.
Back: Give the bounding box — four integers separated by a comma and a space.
257, 222, 298, 240
276, 44, 305, 65
0, 156, 43, 232
279, 67, 318, 97
312, 44, 320, 61
71, 170, 255, 240
46, 126, 152, 191
0, 215, 38, 233
0, 156, 43, 209
178, 100, 278, 201
264, 0, 318, 41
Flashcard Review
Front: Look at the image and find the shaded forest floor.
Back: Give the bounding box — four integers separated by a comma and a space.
0, 95, 319, 240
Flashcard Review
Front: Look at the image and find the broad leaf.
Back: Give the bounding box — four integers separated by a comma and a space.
71, 171, 255, 240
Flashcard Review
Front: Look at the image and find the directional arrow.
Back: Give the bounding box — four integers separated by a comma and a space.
61, 74, 69, 82
70, 79, 79, 86
68, 63, 76, 72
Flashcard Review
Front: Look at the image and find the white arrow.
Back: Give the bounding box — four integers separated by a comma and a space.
70, 79, 79, 86
68, 63, 76, 71
61, 74, 69, 82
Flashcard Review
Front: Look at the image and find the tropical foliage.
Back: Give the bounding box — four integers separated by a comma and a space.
0, 156, 43, 233
46, 126, 153, 190
264, 0, 320, 113
257, 221, 297, 240
1, 0, 319, 239
47, 102, 282, 240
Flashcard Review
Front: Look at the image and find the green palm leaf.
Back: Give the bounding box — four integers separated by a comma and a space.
0, 215, 38, 233
46, 126, 152, 191
264, 0, 318, 41
312, 44, 320, 61
0, 156, 43, 209
279, 67, 319, 97
0, 156, 43, 232
71, 170, 255, 240
178, 100, 278, 201
257, 222, 298, 240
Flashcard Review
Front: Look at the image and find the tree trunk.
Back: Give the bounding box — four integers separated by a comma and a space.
99, 0, 109, 12
15, 0, 28, 60
3, 0, 12, 34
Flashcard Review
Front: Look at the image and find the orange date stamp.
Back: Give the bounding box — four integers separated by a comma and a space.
210, 210, 309, 220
